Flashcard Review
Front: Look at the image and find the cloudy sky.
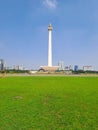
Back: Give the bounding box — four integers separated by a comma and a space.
0, 0, 98, 69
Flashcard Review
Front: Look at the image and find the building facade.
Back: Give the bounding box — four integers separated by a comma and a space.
0, 59, 5, 70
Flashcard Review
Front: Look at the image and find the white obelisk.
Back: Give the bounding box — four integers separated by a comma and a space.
48, 24, 53, 67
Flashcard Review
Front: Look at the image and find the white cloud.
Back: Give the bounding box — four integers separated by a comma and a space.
43, 0, 57, 9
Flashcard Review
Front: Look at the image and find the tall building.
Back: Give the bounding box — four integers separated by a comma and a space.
0, 59, 5, 70
74, 65, 78, 71
58, 61, 65, 70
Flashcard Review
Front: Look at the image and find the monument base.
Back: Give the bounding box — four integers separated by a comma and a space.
39, 66, 59, 72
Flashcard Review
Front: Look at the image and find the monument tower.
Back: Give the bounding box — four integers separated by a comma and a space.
40, 24, 59, 72
48, 24, 53, 67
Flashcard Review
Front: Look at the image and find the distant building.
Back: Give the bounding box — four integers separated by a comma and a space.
58, 61, 65, 70
65, 65, 73, 71
0, 59, 5, 70
13, 65, 24, 70
83, 66, 93, 71
69, 65, 73, 70
65, 66, 69, 70
74, 65, 78, 71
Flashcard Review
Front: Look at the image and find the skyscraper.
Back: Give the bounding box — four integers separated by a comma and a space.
0, 59, 5, 70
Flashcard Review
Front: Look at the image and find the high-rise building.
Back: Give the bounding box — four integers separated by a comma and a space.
58, 61, 65, 70
74, 65, 78, 71
0, 59, 5, 70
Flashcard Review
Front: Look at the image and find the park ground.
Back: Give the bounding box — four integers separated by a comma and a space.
0, 76, 98, 130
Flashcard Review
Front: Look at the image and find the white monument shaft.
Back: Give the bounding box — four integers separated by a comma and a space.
48, 24, 53, 67
40, 24, 59, 72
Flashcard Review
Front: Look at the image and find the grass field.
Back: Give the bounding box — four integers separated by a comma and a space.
0, 76, 98, 130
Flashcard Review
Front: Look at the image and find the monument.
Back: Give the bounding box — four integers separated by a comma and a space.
40, 24, 59, 72
48, 24, 53, 67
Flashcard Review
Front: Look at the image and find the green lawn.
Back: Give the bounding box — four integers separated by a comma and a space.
0, 76, 98, 130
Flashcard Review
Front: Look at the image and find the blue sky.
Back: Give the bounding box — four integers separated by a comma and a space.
0, 0, 98, 70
